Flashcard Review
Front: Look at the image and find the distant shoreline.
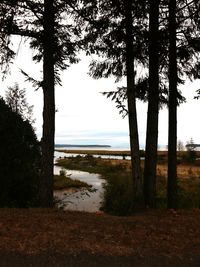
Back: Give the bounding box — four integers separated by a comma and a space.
55, 144, 111, 148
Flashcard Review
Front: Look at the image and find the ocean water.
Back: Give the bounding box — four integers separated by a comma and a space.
55, 144, 130, 151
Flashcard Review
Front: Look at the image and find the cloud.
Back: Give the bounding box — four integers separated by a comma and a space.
1, 43, 200, 149
54, 130, 130, 148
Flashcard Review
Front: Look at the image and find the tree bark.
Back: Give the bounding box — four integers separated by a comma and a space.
124, 0, 143, 201
167, 0, 178, 209
143, 0, 160, 208
39, 0, 55, 207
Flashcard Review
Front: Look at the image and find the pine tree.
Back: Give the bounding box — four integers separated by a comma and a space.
0, 0, 83, 207
38, 0, 55, 207
84, 0, 148, 203
143, 0, 160, 208
167, 0, 178, 209
5, 83, 34, 124
124, 0, 143, 200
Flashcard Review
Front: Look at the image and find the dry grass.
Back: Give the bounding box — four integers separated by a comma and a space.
102, 158, 200, 180
157, 163, 200, 179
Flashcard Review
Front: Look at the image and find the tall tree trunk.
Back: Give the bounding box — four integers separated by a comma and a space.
143, 0, 160, 208
39, 0, 55, 207
167, 0, 178, 209
124, 0, 143, 201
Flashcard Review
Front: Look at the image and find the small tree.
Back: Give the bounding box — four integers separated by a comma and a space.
5, 83, 35, 124
186, 138, 197, 163
177, 140, 184, 151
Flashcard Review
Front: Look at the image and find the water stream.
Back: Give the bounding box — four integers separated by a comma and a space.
54, 151, 106, 212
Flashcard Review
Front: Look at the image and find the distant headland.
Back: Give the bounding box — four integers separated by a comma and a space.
55, 144, 112, 148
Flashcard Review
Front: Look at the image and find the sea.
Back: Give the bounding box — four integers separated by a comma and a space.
55, 144, 130, 150
54, 144, 131, 160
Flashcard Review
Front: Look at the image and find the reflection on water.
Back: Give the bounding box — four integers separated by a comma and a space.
54, 154, 106, 212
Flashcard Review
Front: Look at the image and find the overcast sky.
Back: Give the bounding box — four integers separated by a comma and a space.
0, 37, 200, 149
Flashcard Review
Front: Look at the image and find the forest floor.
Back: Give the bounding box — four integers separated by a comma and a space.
0, 208, 200, 266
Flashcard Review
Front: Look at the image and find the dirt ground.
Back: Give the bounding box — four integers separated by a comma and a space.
0, 209, 200, 266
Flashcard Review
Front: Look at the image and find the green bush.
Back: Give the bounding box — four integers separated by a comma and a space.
102, 174, 134, 216
0, 98, 40, 207
186, 150, 197, 163
178, 179, 200, 208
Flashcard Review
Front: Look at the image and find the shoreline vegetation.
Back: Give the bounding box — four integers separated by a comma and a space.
54, 167, 91, 191
56, 149, 132, 156
56, 149, 200, 160
56, 150, 200, 215
54, 174, 91, 191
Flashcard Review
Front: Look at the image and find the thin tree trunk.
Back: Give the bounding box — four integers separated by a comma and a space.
143, 0, 160, 208
39, 0, 55, 207
167, 0, 178, 209
124, 0, 143, 201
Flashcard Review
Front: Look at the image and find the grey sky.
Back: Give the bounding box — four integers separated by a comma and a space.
0, 37, 200, 148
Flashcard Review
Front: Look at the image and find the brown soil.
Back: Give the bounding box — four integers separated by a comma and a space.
0, 208, 200, 266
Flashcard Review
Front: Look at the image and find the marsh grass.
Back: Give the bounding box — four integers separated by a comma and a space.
54, 174, 90, 190
156, 164, 200, 209
56, 155, 128, 176
56, 155, 200, 214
